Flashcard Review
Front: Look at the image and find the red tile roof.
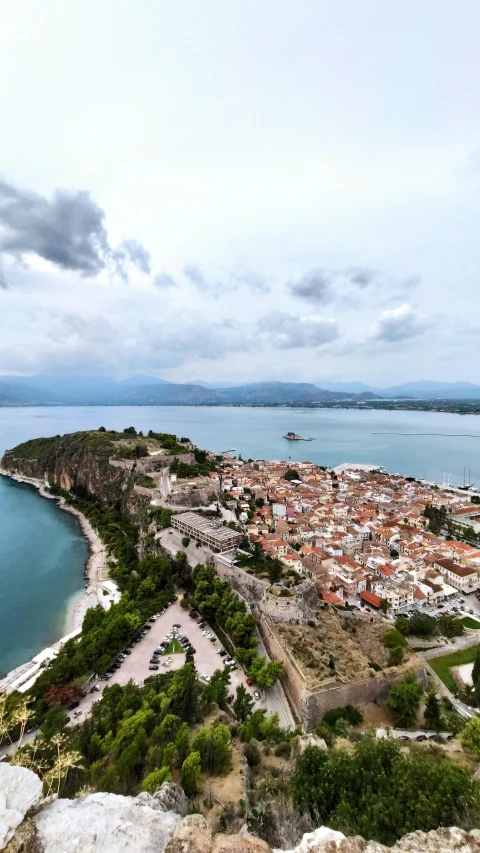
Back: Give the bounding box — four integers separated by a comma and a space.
360, 590, 382, 608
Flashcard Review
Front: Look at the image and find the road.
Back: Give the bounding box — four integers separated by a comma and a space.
376, 727, 455, 740
156, 528, 211, 568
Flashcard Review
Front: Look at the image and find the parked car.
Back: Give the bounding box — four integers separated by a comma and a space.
227, 694, 234, 704
73, 710, 82, 718
399, 735, 410, 741
149, 664, 159, 671
200, 674, 210, 682
68, 701, 80, 710
416, 735, 427, 742
253, 691, 261, 701
246, 678, 252, 686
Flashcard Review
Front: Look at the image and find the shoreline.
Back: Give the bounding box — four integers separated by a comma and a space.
0, 467, 107, 634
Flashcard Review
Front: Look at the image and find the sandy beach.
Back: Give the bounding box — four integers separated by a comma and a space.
0, 468, 107, 632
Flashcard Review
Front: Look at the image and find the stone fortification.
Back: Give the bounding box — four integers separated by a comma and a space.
259, 616, 428, 730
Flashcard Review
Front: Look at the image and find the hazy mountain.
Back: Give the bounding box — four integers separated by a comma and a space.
381, 381, 480, 399
315, 381, 381, 395
0, 376, 379, 406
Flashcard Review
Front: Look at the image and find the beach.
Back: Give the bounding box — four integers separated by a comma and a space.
0, 468, 107, 633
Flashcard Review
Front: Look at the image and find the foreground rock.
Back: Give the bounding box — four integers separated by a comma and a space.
33, 791, 180, 853
0, 765, 42, 849
2, 762, 480, 853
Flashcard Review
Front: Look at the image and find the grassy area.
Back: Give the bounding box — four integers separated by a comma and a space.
163, 639, 184, 655
429, 645, 480, 692
461, 617, 480, 629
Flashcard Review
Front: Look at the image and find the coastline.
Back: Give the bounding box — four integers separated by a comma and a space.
0, 467, 107, 633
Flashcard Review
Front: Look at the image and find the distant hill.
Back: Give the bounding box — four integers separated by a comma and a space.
316, 379, 480, 400
0, 375, 379, 406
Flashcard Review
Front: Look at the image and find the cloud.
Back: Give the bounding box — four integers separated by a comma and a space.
112, 238, 151, 278
369, 304, 429, 342
287, 268, 333, 304
153, 271, 177, 289
257, 311, 339, 349
0, 176, 150, 280
346, 267, 377, 288
0, 266, 7, 290
183, 264, 208, 291
230, 268, 270, 294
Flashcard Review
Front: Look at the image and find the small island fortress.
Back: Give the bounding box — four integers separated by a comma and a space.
283, 431, 314, 441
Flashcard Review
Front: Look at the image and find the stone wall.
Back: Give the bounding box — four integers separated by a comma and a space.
259, 616, 428, 730
214, 558, 269, 607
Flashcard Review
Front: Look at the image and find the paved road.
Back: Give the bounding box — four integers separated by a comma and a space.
156, 528, 211, 567
376, 727, 455, 740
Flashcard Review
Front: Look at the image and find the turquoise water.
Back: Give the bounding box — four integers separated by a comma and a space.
1, 405, 480, 485
0, 475, 87, 677
2, 403, 480, 675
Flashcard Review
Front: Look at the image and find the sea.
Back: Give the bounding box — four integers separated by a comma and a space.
1, 404, 480, 677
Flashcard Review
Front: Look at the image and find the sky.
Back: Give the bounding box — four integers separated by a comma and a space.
0, 0, 479, 387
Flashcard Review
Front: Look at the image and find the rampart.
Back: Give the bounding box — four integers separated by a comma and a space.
259, 615, 428, 730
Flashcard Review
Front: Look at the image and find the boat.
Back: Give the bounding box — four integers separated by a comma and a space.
283, 432, 314, 441
459, 467, 475, 491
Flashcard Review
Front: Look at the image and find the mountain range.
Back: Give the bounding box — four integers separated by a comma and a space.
1, 374, 480, 406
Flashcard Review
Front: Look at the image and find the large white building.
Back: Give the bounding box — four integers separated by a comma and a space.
172, 511, 242, 552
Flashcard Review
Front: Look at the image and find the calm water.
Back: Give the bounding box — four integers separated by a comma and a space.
0, 475, 87, 677
1, 404, 480, 675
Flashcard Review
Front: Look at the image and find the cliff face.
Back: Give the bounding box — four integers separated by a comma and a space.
2, 764, 480, 853
1, 431, 133, 503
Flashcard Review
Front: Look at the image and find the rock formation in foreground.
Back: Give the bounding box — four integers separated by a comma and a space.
1, 763, 480, 853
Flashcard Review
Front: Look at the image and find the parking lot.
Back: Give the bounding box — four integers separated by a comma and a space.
70, 599, 262, 724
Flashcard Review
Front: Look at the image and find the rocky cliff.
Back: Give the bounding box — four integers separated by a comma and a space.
1, 764, 479, 853
1, 431, 134, 503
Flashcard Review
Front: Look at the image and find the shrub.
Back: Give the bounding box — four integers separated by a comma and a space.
274, 741, 291, 758
182, 537, 190, 547
243, 742, 261, 767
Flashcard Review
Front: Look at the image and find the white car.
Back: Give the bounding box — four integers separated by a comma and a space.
200, 674, 210, 682
202, 630, 208, 635
163, 661, 171, 667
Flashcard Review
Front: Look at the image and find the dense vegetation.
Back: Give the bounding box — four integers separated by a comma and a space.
68, 665, 233, 797
293, 738, 480, 845
190, 565, 283, 688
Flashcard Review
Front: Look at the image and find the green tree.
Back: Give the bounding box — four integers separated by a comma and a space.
379, 599, 390, 614
141, 765, 171, 793
284, 469, 300, 481
175, 722, 191, 767
181, 750, 201, 796
41, 704, 69, 740
233, 684, 255, 722
460, 716, 480, 756
387, 646, 403, 667
255, 660, 284, 690
387, 673, 423, 727
424, 692, 442, 731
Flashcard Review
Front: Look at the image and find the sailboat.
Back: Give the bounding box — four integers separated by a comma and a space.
459, 467, 475, 491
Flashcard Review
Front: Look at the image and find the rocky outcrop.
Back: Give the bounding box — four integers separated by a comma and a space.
0, 765, 42, 849
33, 791, 180, 853
1, 433, 133, 504
1, 763, 480, 853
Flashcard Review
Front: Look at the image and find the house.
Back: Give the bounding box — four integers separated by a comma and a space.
360, 590, 382, 610
433, 558, 478, 593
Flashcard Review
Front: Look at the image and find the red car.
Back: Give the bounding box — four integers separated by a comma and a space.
246, 678, 252, 686
227, 694, 234, 704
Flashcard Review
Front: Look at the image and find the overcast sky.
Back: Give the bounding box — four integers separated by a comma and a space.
1, 0, 479, 386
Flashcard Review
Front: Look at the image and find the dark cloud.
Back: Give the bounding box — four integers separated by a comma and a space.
370, 304, 428, 342
346, 267, 377, 288
183, 264, 208, 291
0, 266, 7, 290
153, 272, 177, 289
287, 268, 333, 304
112, 238, 151, 279
0, 177, 150, 280
257, 311, 339, 349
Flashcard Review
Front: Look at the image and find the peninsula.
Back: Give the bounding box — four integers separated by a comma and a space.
2, 426, 480, 850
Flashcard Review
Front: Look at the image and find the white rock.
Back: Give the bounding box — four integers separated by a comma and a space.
0, 762, 43, 850
33, 791, 180, 853
275, 826, 346, 853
